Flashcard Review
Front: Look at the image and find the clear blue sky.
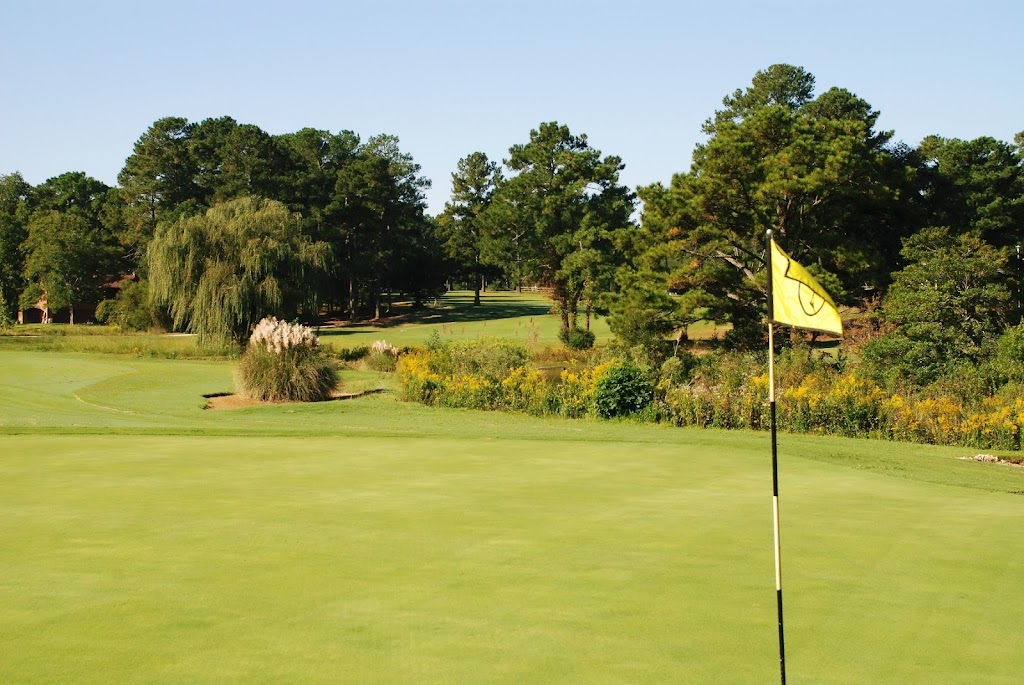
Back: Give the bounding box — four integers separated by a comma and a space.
2, 0, 1021, 215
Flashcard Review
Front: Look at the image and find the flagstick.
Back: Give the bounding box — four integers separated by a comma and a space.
766, 229, 786, 684
769, 321, 786, 685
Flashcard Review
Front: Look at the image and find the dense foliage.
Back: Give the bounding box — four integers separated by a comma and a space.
114, 118, 443, 324
395, 340, 1024, 451
2, 63, 1022, 423
862, 227, 1010, 387
94, 280, 161, 331
631, 65, 920, 346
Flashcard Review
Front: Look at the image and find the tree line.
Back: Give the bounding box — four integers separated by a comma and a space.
2, 64, 1023, 386
0, 118, 440, 332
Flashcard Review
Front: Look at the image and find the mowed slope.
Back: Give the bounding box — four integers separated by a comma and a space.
1, 352, 1022, 684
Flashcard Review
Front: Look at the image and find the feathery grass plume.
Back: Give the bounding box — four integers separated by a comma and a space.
236, 317, 338, 402
366, 339, 399, 371
371, 340, 398, 356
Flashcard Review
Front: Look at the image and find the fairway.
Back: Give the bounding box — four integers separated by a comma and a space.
316, 290, 618, 350
313, 291, 722, 350
2, 352, 1023, 683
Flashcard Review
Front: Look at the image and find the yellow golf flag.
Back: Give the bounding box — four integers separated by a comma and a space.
769, 239, 842, 335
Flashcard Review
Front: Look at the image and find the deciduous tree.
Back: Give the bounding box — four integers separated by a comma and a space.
19, 173, 123, 323
0, 172, 31, 320
20, 209, 120, 323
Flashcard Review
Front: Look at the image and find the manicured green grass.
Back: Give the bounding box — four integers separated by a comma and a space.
2, 351, 1023, 683
1, 291, 724, 357
0, 330, 216, 358
316, 290, 599, 350
318, 290, 726, 351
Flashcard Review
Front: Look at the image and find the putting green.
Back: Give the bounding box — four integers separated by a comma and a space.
1, 351, 1022, 683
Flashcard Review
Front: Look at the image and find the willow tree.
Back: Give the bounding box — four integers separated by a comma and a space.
148, 196, 330, 346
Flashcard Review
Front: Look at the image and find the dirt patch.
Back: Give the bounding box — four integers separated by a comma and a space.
202, 389, 381, 410
959, 454, 1024, 468
204, 394, 263, 410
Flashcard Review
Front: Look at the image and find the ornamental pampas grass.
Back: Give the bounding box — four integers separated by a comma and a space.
250, 316, 320, 354
236, 317, 338, 402
371, 340, 398, 356
366, 339, 399, 372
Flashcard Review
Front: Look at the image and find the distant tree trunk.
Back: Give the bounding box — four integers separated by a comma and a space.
553, 285, 571, 330
347, 234, 357, 320
515, 241, 524, 293
674, 326, 689, 354
565, 292, 579, 330
348, 276, 356, 320
474, 271, 482, 306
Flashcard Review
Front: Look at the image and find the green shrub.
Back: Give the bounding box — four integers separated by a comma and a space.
553, 360, 612, 418
593, 361, 654, 419
335, 345, 370, 362
365, 351, 397, 372
96, 281, 162, 331
981, 325, 1024, 387
94, 299, 116, 324
435, 374, 500, 410
774, 341, 840, 387
394, 331, 1024, 450
559, 326, 596, 350
236, 317, 338, 402
394, 339, 533, 411
430, 338, 530, 381
425, 330, 443, 351
862, 331, 952, 389
658, 383, 718, 428
398, 340, 601, 416
659, 352, 699, 387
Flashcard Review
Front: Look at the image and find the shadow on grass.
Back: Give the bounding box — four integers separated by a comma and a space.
316, 292, 553, 337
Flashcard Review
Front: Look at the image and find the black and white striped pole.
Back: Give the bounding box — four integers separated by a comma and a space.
766, 229, 787, 685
